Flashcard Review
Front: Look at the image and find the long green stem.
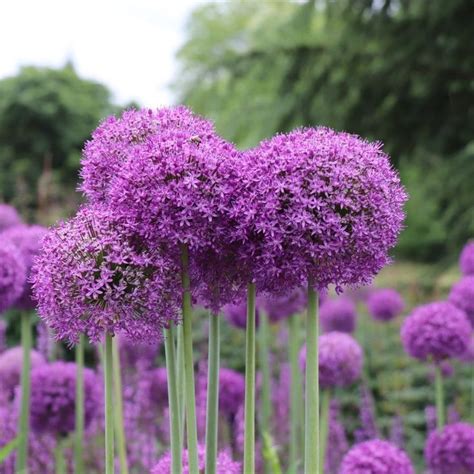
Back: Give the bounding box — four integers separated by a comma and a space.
177, 324, 186, 445
244, 282, 256, 474
112, 337, 129, 474
205, 313, 220, 474
17, 312, 32, 473
75, 334, 85, 474
54, 438, 66, 474
434, 364, 445, 430
259, 311, 272, 440
104, 333, 114, 474
304, 284, 319, 474
288, 315, 303, 473
181, 245, 199, 474
164, 326, 182, 474
319, 390, 331, 474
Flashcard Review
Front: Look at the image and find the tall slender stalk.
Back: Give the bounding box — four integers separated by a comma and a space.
17, 312, 32, 473
104, 333, 114, 474
176, 324, 186, 445
434, 364, 445, 430
164, 326, 182, 474
259, 311, 272, 439
244, 283, 257, 474
54, 438, 66, 474
75, 334, 85, 474
288, 314, 303, 473
205, 313, 220, 474
181, 245, 199, 474
304, 284, 319, 474
112, 337, 129, 474
319, 390, 331, 474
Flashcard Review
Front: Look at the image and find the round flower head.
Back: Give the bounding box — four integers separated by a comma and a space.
0, 204, 22, 232
0, 347, 45, 400
261, 288, 307, 323
2, 224, 47, 309
367, 288, 404, 322
425, 422, 474, 474
223, 298, 261, 330
29, 361, 101, 436
218, 368, 246, 417
339, 439, 415, 474
0, 240, 26, 313
300, 332, 363, 389
458, 335, 474, 363
320, 297, 356, 333
449, 276, 474, 327
459, 241, 474, 276
401, 301, 471, 362
231, 127, 407, 293
151, 445, 241, 474
32, 205, 180, 344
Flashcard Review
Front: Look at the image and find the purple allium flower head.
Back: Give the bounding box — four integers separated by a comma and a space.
458, 334, 474, 363
231, 127, 407, 294
0, 346, 45, 400
299, 332, 363, 389
118, 335, 160, 370
2, 224, 47, 309
261, 288, 307, 323
459, 241, 474, 276
0, 204, 22, 232
400, 301, 471, 362
223, 299, 261, 330
0, 240, 26, 313
32, 205, 180, 344
147, 367, 169, 408
150, 445, 241, 474
29, 361, 100, 436
320, 297, 357, 333
217, 368, 245, 417
448, 276, 474, 327
340, 439, 415, 474
425, 422, 474, 474
366, 288, 404, 322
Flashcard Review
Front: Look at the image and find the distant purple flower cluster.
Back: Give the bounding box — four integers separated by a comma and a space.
367, 288, 404, 322
223, 299, 260, 330
320, 297, 357, 333
261, 288, 307, 323
0, 240, 26, 313
325, 400, 349, 474
340, 439, 415, 474
355, 385, 379, 443
0, 204, 22, 232
118, 335, 160, 371
459, 241, 474, 275
300, 332, 363, 388
401, 301, 471, 362
424, 422, 474, 474
449, 276, 474, 327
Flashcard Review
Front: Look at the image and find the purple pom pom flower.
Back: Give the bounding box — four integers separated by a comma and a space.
223, 299, 261, 330
459, 241, 474, 276
29, 361, 101, 436
449, 276, 474, 327
32, 205, 180, 344
261, 288, 307, 323
367, 288, 404, 322
0, 204, 22, 232
320, 297, 356, 333
300, 332, 363, 389
425, 422, 474, 474
339, 439, 415, 474
401, 301, 471, 362
0, 240, 26, 313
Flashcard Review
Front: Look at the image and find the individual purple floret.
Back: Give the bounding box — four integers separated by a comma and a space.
459, 241, 474, 276
231, 127, 407, 294
320, 297, 357, 333
300, 332, 363, 389
425, 422, 474, 474
339, 439, 415, 474
400, 301, 471, 362
325, 400, 349, 474
0, 347, 45, 401
449, 276, 474, 327
0, 204, 22, 232
151, 444, 241, 474
261, 288, 307, 323
0, 240, 26, 313
355, 384, 379, 443
32, 205, 180, 344
223, 299, 261, 330
29, 361, 101, 436
2, 224, 47, 309
366, 288, 404, 322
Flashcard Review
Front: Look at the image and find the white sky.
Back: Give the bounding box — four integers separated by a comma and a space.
0, 0, 207, 107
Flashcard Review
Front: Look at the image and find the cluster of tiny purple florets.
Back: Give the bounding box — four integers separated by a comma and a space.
320, 297, 357, 333
339, 439, 415, 474
367, 288, 404, 322
401, 301, 471, 362
448, 276, 474, 327
261, 288, 307, 323
459, 241, 474, 275
300, 332, 363, 388
32, 205, 181, 343
0, 204, 22, 232
0, 240, 26, 313
223, 299, 260, 330
424, 422, 474, 474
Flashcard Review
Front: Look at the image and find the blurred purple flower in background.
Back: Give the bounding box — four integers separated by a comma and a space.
367, 288, 404, 322
355, 384, 380, 443
223, 299, 261, 330
320, 297, 357, 333
325, 399, 349, 474
261, 288, 307, 323
448, 275, 474, 327
0, 204, 22, 233
459, 241, 474, 276
0, 240, 26, 313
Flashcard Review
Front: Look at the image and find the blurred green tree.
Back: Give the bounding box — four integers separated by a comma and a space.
0, 63, 116, 219
175, 0, 474, 261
